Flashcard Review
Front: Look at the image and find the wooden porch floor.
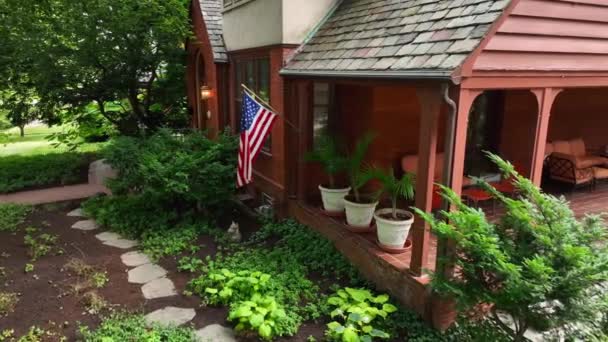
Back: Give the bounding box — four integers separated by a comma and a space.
481, 182, 608, 221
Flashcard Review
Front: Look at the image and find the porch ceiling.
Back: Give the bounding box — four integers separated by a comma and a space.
282, 0, 511, 76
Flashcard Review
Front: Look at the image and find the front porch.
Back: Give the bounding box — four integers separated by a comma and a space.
283, 75, 608, 325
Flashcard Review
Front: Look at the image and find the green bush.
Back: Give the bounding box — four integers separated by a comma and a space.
103, 129, 237, 214
0, 203, 31, 232
415, 153, 608, 341
79, 313, 194, 341
0, 152, 96, 193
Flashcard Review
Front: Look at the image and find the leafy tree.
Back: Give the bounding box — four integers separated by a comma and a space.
0, 0, 191, 136
414, 153, 608, 341
0, 89, 42, 137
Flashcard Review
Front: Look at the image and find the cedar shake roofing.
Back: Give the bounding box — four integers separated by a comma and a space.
200, 0, 228, 63
282, 0, 511, 77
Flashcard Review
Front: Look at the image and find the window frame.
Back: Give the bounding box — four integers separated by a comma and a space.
233, 55, 272, 155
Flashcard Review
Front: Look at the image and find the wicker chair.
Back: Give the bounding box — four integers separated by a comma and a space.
545, 138, 608, 188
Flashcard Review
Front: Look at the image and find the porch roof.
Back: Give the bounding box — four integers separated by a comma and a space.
199, 0, 228, 63
281, 0, 511, 78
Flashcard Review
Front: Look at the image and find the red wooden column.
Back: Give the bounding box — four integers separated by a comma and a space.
450, 89, 482, 195
410, 86, 442, 277
530, 88, 562, 186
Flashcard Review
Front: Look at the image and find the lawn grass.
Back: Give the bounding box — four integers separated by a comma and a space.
0, 124, 103, 156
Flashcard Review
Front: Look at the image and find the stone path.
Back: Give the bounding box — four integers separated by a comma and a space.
0, 184, 110, 205
66, 206, 236, 341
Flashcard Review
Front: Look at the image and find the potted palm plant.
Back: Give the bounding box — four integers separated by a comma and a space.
305, 136, 350, 214
344, 133, 378, 229
366, 167, 416, 249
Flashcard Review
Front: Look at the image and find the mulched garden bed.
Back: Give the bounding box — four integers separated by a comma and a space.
0, 202, 328, 341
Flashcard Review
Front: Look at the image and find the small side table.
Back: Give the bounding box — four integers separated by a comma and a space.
461, 188, 495, 214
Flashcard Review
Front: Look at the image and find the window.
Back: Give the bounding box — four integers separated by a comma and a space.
312, 82, 334, 148
235, 57, 271, 153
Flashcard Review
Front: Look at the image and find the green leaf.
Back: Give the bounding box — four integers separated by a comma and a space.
382, 303, 397, 313
204, 288, 218, 294
373, 294, 389, 304
327, 321, 342, 331
342, 327, 360, 342
258, 323, 272, 339
328, 296, 345, 306
369, 329, 389, 338
249, 313, 264, 328
361, 325, 372, 333
232, 306, 253, 318
345, 288, 371, 302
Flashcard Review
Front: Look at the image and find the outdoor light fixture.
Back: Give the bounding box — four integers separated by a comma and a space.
200, 85, 212, 101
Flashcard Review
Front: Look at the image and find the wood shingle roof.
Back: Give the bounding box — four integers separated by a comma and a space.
200, 0, 228, 63
283, 0, 511, 76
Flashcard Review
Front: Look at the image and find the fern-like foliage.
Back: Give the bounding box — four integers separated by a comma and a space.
305, 135, 348, 188
361, 166, 415, 218
347, 132, 376, 202
413, 152, 608, 341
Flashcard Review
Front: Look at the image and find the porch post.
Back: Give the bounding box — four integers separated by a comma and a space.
410, 86, 442, 277
296, 81, 312, 200
450, 89, 482, 195
530, 88, 562, 186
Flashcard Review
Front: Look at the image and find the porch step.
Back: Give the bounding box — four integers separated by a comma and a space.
236, 193, 255, 202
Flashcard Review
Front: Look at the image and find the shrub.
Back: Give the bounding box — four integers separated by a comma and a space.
102, 128, 238, 215
0, 203, 30, 232
325, 287, 397, 341
414, 153, 608, 341
0, 152, 96, 193
79, 313, 194, 341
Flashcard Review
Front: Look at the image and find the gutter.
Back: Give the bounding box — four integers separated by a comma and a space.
279, 69, 453, 80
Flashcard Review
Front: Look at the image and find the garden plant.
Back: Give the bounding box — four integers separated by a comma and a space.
415, 153, 608, 341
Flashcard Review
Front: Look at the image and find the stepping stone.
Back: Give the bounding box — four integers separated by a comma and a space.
71, 220, 98, 231
128, 264, 167, 284
95, 232, 122, 242
195, 324, 236, 342
141, 277, 177, 299
67, 208, 86, 217
103, 238, 138, 249
144, 306, 195, 327
121, 251, 151, 267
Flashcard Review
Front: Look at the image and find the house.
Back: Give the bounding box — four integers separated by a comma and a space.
188, 0, 608, 327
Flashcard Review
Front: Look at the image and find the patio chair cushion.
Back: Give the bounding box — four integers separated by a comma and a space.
593, 167, 608, 180
552, 140, 573, 155
576, 155, 608, 168
570, 138, 586, 157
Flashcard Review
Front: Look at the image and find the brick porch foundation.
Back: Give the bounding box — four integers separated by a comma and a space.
288, 200, 441, 322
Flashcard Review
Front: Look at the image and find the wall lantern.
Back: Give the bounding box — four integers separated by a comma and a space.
200, 85, 213, 101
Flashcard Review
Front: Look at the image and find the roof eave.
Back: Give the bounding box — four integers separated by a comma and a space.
279, 69, 454, 80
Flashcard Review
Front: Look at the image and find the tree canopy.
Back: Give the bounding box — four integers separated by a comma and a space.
0, 0, 191, 136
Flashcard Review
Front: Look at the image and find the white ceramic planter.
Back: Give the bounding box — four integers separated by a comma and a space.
374, 208, 414, 249
319, 185, 351, 213
344, 197, 378, 229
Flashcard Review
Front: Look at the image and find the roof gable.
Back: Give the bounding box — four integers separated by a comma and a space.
283, 0, 511, 76
199, 0, 228, 63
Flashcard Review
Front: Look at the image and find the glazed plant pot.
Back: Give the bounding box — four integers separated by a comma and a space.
319, 185, 351, 213
374, 208, 414, 249
344, 195, 378, 229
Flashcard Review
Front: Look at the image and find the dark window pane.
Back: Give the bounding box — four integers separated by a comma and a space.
313, 82, 332, 148
258, 59, 270, 102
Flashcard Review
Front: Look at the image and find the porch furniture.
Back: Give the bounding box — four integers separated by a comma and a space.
461, 188, 495, 214
545, 138, 608, 187
401, 153, 473, 210
593, 167, 608, 188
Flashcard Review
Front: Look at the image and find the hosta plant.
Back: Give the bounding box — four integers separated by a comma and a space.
325, 287, 397, 342
228, 293, 289, 341
189, 269, 272, 305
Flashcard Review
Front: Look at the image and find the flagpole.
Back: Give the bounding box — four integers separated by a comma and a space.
240, 84, 299, 131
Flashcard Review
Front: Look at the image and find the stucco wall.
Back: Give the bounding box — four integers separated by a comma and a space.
223, 0, 337, 51
282, 0, 338, 45
223, 0, 283, 51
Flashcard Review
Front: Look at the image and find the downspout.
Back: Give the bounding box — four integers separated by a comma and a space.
441, 83, 457, 206
436, 83, 457, 280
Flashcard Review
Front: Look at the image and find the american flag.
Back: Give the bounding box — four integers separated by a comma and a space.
237, 92, 278, 187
